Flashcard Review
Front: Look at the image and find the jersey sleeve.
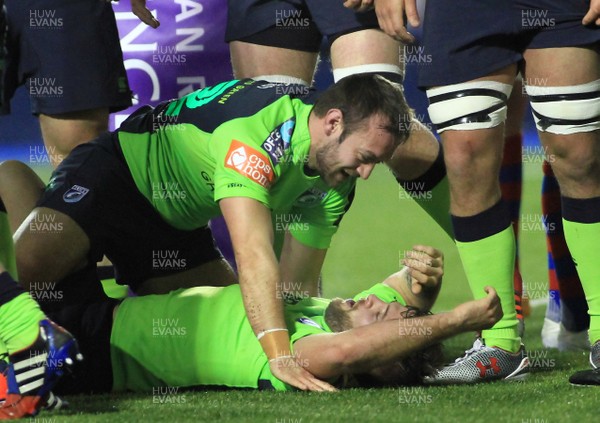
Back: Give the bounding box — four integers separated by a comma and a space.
284, 297, 332, 345
289, 315, 330, 345
287, 179, 356, 249
212, 119, 281, 208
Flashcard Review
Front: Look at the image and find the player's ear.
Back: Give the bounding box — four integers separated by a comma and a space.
323, 108, 343, 136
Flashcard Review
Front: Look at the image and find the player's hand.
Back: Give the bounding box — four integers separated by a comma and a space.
269, 354, 338, 392
451, 287, 503, 332
583, 0, 600, 25
342, 0, 420, 43
343, 0, 375, 12
402, 245, 443, 295
131, 0, 160, 28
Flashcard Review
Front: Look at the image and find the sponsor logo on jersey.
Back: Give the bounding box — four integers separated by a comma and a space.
294, 187, 328, 207
62, 185, 90, 203
280, 120, 294, 147
225, 140, 274, 188
261, 119, 295, 165
297, 317, 324, 330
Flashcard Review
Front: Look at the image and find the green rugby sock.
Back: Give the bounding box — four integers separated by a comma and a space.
453, 202, 520, 353
0, 278, 46, 354
0, 211, 17, 279
397, 145, 453, 239
562, 196, 600, 344
422, 176, 452, 238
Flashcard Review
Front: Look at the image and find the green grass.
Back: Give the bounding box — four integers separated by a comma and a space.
31, 162, 599, 422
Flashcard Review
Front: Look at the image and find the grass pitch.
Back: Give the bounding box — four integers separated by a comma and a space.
30, 162, 600, 422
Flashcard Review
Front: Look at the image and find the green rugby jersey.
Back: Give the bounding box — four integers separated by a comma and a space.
110, 283, 403, 392
116, 79, 355, 249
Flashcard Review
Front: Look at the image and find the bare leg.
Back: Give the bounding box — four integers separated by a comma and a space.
442, 62, 517, 214
14, 208, 90, 292
330, 29, 401, 71
39, 108, 108, 167
0, 161, 45, 232
439, 64, 522, 352
523, 46, 600, 349
230, 41, 318, 82
0, 161, 45, 278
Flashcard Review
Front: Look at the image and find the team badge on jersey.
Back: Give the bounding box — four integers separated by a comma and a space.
225, 140, 274, 188
261, 118, 295, 166
297, 317, 324, 330
62, 185, 90, 203
293, 187, 328, 207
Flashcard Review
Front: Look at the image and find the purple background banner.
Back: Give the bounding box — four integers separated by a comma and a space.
110, 0, 232, 130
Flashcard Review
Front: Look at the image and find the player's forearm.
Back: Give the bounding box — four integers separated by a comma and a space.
344, 312, 462, 373
221, 197, 293, 361
337, 313, 459, 374
237, 247, 293, 362
298, 311, 462, 379
236, 246, 287, 334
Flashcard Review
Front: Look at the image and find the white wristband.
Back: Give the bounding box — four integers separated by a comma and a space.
256, 328, 288, 340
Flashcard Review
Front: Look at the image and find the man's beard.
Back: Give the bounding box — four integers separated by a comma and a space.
324, 299, 352, 332
315, 140, 346, 187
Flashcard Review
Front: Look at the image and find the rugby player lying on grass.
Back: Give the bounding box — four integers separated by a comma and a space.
0, 246, 503, 418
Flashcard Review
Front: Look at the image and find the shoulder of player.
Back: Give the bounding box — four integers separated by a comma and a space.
218, 113, 305, 175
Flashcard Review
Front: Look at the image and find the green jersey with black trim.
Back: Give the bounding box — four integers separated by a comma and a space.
110, 283, 404, 392
116, 79, 355, 249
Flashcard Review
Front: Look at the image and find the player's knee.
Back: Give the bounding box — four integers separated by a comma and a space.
548, 143, 600, 185
443, 134, 497, 171
444, 145, 502, 202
